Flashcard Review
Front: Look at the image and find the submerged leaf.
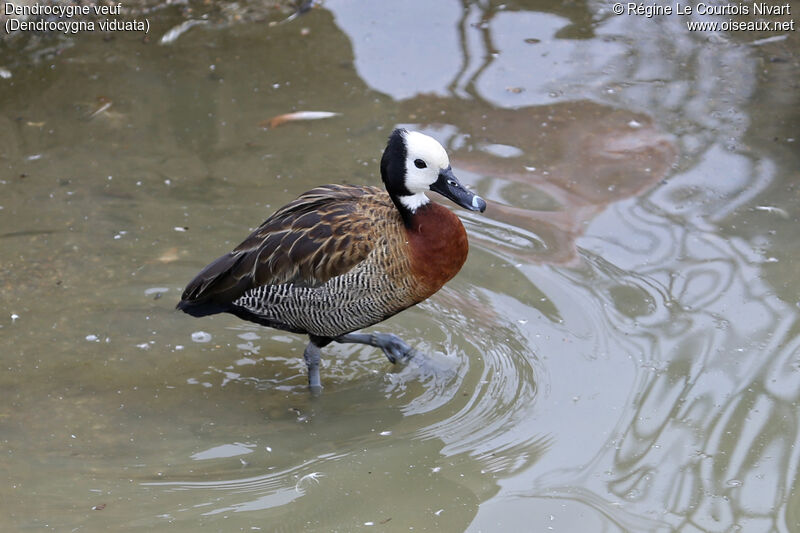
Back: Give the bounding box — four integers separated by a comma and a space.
157, 247, 180, 263
260, 111, 340, 129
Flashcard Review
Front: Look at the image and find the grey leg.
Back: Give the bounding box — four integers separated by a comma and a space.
334, 332, 415, 364
303, 341, 323, 391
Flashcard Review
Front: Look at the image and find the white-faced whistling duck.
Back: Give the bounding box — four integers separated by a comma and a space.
177, 128, 487, 390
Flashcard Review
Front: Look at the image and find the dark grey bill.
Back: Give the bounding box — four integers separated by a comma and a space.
430, 166, 487, 212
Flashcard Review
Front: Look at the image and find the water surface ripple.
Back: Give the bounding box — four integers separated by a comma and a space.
0, 1, 798, 531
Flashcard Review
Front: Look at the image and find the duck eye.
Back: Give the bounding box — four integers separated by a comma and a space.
414, 159, 427, 169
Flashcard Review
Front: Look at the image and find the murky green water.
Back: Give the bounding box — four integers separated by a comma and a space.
2, 1, 799, 531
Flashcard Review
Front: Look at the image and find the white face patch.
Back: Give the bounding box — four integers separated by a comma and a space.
400, 131, 450, 211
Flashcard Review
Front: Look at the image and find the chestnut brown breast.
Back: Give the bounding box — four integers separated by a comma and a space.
405, 203, 469, 300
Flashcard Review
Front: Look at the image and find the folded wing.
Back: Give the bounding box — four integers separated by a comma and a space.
178, 185, 380, 314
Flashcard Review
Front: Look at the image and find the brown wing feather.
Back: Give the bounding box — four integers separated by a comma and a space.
180, 185, 384, 307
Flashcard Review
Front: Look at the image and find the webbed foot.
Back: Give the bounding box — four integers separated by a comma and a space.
334, 332, 418, 364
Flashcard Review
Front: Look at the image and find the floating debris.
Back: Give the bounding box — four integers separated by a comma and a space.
754, 205, 789, 218
279, 0, 314, 25
144, 287, 169, 296
260, 111, 340, 129
144, 288, 168, 301
749, 34, 788, 46
295, 472, 324, 492
160, 20, 207, 45
0, 67, 11, 79
191, 331, 212, 343
87, 97, 113, 120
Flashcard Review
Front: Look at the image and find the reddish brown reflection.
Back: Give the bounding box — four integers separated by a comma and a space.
402, 97, 678, 265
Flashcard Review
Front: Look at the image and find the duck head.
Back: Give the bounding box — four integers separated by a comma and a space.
381, 129, 486, 222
